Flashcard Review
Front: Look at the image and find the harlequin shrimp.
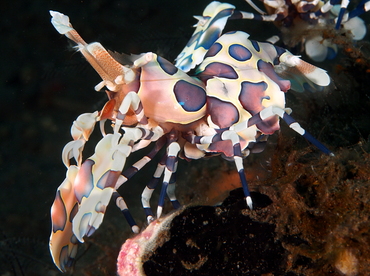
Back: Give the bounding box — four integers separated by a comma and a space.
237, 0, 370, 61
49, 1, 332, 272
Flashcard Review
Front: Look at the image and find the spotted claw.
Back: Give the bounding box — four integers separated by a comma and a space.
72, 134, 131, 242
49, 165, 80, 272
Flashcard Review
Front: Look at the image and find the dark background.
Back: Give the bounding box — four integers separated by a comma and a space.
1, 0, 370, 275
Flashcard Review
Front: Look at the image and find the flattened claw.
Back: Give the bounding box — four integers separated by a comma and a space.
73, 186, 116, 242
71, 134, 133, 242
49, 166, 80, 272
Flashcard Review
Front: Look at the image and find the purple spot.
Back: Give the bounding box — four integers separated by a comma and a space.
196, 9, 234, 51
186, 31, 201, 47
70, 203, 78, 222
239, 81, 281, 134
251, 40, 260, 52
207, 140, 234, 157
205, 42, 222, 58
228, 44, 252, 61
257, 60, 290, 92
97, 170, 121, 189
207, 96, 239, 128
177, 55, 193, 71
239, 81, 268, 115
173, 80, 207, 112
200, 27, 223, 50
52, 190, 67, 232
157, 56, 178, 75
274, 45, 287, 57
74, 159, 94, 203
198, 62, 238, 83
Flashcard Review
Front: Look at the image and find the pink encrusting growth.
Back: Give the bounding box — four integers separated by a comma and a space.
117, 212, 178, 276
